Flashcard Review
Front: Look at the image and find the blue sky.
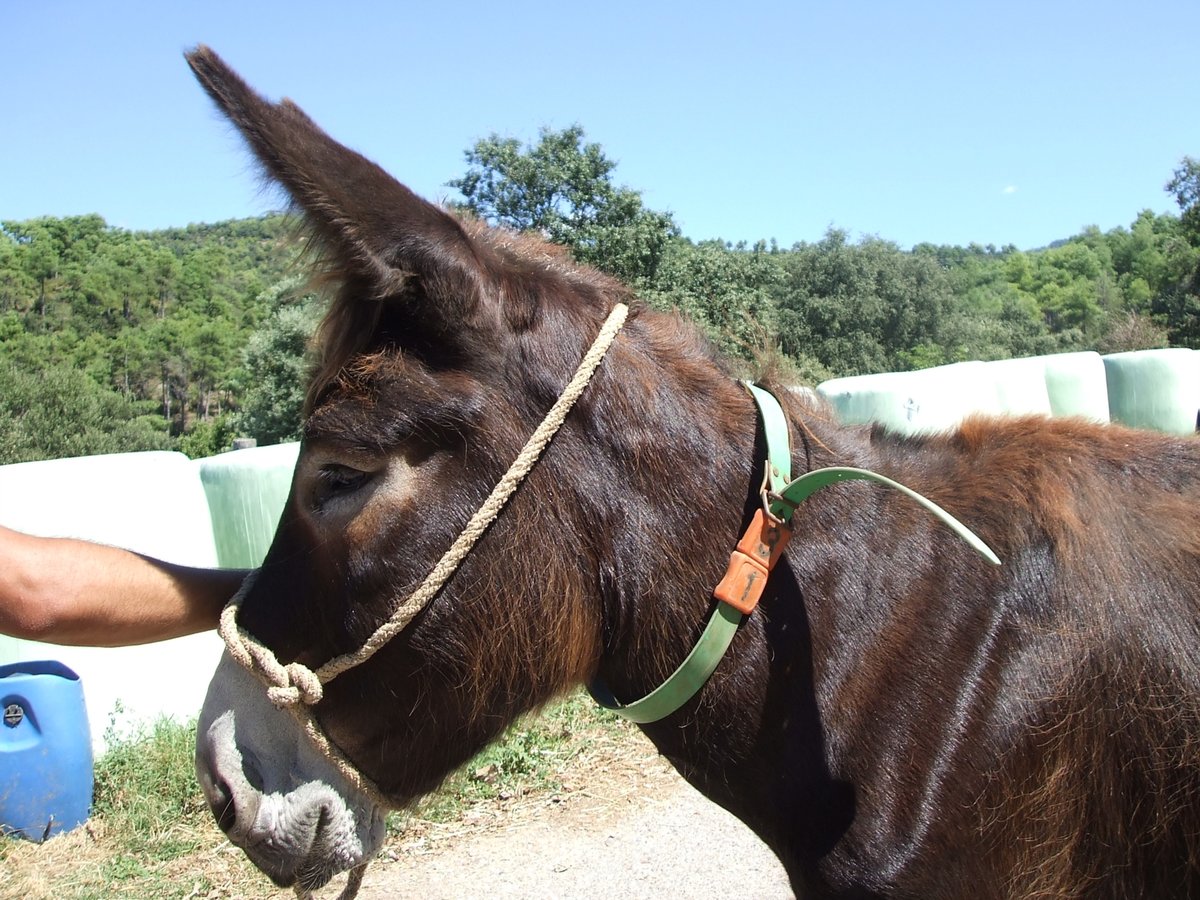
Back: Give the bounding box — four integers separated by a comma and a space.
4, 1, 1197, 251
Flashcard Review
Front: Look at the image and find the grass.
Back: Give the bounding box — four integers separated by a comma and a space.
393, 688, 626, 828
0, 689, 638, 899
92, 717, 209, 856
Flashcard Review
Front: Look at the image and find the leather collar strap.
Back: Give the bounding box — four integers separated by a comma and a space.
591, 382, 1000, 724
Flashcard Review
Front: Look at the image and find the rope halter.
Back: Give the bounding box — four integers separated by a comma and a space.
216, 302, 629, 805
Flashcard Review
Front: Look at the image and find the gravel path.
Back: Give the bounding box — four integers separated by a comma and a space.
355, 764, 794, 899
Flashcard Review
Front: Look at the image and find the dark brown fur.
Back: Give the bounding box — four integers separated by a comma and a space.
188, 46, 1200, 898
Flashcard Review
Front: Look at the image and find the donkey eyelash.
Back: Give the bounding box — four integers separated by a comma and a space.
315, 464, 369, 493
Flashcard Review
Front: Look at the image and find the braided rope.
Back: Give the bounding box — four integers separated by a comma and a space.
216, 302, 630, 809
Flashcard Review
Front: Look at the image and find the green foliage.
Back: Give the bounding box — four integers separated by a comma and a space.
776, 230, 961, 375
642, 239, 785, 360
232, 280, 323, 445
0, 215, 300, 461
176, 415, 237, 459
1167, 156, 1200, 243
0, 363, 172, 464
450, 125, 679, 283
1153, 285, 1200, 349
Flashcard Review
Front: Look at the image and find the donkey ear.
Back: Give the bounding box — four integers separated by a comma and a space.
186, 46, 485, 323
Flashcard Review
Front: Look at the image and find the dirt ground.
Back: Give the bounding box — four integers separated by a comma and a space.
352, 739, 794, 900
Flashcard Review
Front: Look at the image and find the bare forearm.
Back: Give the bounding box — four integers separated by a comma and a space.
0, 525, 248, 647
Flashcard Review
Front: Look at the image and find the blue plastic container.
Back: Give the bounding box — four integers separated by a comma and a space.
0, 660, 92, 841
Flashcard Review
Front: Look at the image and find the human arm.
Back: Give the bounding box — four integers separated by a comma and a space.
0, 524, 249, 647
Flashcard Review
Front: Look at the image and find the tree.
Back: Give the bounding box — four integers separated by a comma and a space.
232, 279, 323, 445
0, 235, 33, 312
1167, 156, 1200, 242
1159, 158, 1200, 346
642, 239, 785, 361
14, 223, 61, 319
776, 230, 960, 375
149, 246, 181, 319
449, 125, 678, 283
0, 363, 171, 464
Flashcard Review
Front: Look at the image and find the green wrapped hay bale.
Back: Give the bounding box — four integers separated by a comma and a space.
197, 442, 301, 568
818, 362, 1000, 436
1103, 349, 1200, 435
1042, 351, 1110, 422
0, 451, 223, 749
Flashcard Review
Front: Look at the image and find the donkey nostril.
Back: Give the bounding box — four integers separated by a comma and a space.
211, 777, 238, 834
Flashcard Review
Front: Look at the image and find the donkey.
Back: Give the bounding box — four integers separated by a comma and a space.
188, 46, 1200, 898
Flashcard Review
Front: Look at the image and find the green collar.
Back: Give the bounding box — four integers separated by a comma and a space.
589, 383, 1000, 724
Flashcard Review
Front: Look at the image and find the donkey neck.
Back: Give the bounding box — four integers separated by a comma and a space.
585, 374, 845, 721
587, 387, 872, 804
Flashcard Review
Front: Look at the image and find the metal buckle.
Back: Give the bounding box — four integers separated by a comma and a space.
758, 460, 793, 525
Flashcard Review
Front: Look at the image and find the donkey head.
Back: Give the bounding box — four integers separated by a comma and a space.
188, 46, 756, 890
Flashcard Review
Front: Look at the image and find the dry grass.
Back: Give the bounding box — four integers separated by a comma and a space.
0, 816, 285, 899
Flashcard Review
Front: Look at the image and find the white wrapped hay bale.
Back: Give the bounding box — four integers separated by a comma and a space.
1103, 349, 1200, 435
196, 441, 300, 569
0, 451, 217, 564
818, 362, 1001, 436
978, 357, 1054, 418
819, 351, 1113, 436
0, 451, 224, 751
982, 352, 1110, 423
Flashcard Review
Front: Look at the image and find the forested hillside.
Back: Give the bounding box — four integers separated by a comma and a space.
2, 132, 1197, 465
0, 214, 302, 461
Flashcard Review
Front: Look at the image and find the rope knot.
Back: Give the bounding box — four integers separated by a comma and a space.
219, 597, 325, 708
266, 662, 324, 708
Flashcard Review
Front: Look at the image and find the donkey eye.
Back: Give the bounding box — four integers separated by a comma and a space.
313, 464, 370, 505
